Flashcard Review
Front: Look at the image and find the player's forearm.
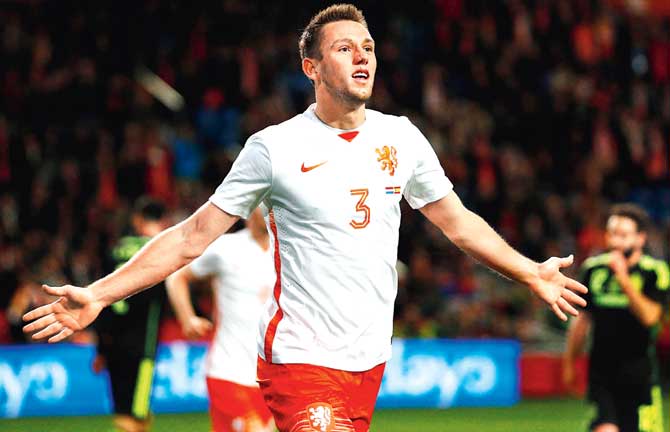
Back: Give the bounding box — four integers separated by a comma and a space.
166, 270, 198, 325
421, 194, 541, 286
448, 210, 539, 286
88, 202, 237, 308
88, 224, 199, 307
564, 313, 590, 363
618, 275, 663, 327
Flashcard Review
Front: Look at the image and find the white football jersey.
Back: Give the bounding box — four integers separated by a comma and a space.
210, 104, 453, 371
190, 228, 274, 386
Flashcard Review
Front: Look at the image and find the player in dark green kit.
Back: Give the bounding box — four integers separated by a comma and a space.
94, 197, 168, 432
564, 204, 669, 432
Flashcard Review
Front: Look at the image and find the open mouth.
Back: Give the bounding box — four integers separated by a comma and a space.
352, 70, 369, 82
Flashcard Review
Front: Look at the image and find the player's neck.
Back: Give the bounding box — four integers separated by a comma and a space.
313, 97, 366, 130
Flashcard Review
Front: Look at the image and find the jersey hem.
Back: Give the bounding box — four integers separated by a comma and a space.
205, 372, 260, 388
257, 351, 391, 372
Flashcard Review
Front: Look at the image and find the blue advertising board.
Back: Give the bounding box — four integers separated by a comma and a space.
151, 342, 209, 413
378, 339, 520, 408
0, 344, 112, 418
0, 339, 519, 418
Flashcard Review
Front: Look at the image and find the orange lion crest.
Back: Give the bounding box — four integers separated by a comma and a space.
376, 145, 398, 176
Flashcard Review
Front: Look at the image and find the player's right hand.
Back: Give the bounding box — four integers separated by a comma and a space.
22, 284, 105, 343
181, 315, 213, 339
530, 255, 588, 321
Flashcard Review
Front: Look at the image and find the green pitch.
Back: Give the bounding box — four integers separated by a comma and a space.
1, 399, 668, 432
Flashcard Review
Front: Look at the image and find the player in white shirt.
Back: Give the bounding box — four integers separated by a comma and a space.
24, 4, 588, 432
166, 208, 275, 432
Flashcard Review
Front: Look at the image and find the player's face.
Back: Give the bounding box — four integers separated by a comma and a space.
313, 20, 376, 106
606, 215, 645, 255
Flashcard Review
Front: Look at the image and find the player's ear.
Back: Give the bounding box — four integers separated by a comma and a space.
302, 57, 318, 85
637, 231, 647, 248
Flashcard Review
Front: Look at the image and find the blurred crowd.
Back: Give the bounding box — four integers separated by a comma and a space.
1, 0, 669, 349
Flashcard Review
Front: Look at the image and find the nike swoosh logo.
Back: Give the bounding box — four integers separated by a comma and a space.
301, 161, 328, 172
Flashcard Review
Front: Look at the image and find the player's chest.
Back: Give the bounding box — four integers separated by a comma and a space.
272, 138, 411, 217
589, 268, 646, 309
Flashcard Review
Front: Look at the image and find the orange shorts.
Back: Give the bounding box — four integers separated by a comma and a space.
206, 376, 274, 432
257, 357, 385, 432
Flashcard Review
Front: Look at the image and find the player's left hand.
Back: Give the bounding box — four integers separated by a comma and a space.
530, 255, 588, 321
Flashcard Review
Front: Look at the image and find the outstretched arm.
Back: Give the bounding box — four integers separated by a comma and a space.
166, 266, 213, 339
420, 192, 587, 320
23, 202, 238, 342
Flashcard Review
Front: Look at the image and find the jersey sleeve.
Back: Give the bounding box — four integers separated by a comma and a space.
643, 259, 670, 305
209, 134, 272, 219
401, 118, 454, 209
190, 237, 224, 278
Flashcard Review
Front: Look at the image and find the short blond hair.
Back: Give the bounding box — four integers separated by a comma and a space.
298, 4, 367, 60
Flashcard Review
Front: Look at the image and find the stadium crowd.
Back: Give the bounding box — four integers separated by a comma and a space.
1, 0, 669, 349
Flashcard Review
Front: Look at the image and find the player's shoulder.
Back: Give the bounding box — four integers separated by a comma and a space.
638, 254, 668, 269
581, 253, 611, 271
365, 108, 415, 129
366, 109, 431, 151
250, 113, 311, 145
639, 255, 670, 282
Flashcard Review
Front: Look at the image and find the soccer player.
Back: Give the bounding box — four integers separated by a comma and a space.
24, 5, 588, 431
94, 197, 168, 432
563, 204, 669, 432
166, 208, 275, 432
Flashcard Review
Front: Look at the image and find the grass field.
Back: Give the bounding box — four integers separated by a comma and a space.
2, 398, 669, 432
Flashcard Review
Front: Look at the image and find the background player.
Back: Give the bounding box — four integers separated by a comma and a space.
166, 208, 275, 432
94, 197, 168, 432
23, 4, 588, 432
563, 204, 669, 432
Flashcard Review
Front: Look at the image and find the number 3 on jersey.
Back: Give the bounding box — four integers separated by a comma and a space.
350, 188, 370, 229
